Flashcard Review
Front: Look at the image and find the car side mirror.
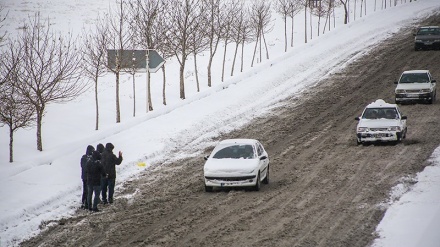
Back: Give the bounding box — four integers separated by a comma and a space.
432, 79, 436, 83
355, 117, 360, 121
401, 116, 407, 120
204, 156, 209, 160
259, 156, 267, 160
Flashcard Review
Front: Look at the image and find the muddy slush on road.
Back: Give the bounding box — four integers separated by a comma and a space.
20, 14, 440, 247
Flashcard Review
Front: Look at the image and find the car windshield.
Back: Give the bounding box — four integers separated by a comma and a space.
212, 145, 255, 159
417, 28, 440, 35
399, 73, 429, 83
362, 108, 398, 120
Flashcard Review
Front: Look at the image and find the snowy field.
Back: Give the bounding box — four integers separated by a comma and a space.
1, 0, 440, 246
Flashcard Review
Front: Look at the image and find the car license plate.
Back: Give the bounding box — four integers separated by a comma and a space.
375, 133, 386, 138
406, 94, 419, 98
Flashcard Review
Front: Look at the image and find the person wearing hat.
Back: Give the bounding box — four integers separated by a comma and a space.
101, 143, 123, 204
80, 145, 95, 209
86, 151, 107, 212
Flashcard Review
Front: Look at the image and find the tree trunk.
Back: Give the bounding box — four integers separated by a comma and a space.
9, 125, 13, 162
221, 40, 229, 82
284, 16, 287, 52
240, 41, 245, 72
148, 71, 153, 111
231, 42, 239, 76
116, 71, 121, 123
251, 30, 259, 67
194, 53, 200, 92
132, 74, 136, 117
36, 109, 43, 151
162, 65, 167, 105
291, 15, 294, 47
94, 75, 99, 131
263, 32, 269, 60
207, 57, 213, 87
179, 56, 186, 99
304, 5, 308, 43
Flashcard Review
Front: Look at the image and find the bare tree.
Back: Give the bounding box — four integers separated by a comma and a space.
202, 0, 222, 87
0, 40, 35, 162
82, 15, 108, 130
288, 0, 302, 47
230, 3, 251, 76
129, 0, 165, 111
250, 0, 273, 67
275, 0, 291, 52
105, 1, 132, 122
190, 25, 208, 91
311, 0, 330, 37
15, 13, 84, 151
163, 0, 202, 99
0, 5, 7, 46
220, 0, 241, 82
323, 0, 338, 34
340, 0, 349, 24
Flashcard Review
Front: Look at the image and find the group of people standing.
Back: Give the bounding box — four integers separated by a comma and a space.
80, 142, 123, 212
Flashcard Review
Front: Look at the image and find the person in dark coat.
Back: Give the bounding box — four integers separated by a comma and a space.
96, 143, 104, 154
86, 151, 107, 212
101, 143, 123, 204
80, 145, 94, 209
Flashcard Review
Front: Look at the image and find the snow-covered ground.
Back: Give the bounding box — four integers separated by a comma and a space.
1, 0, 440, 246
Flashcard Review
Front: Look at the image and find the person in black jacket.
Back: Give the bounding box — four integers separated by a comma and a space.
96, 143, 104, 154
80, 145, 94, 209
101, 143, 123, 204
87, 151, 107, 212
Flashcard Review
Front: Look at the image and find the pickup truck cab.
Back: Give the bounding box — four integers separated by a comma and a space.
394, 70, 436, 104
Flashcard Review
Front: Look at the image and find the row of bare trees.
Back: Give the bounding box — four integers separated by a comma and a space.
0, 0, 416, 162
0, 13, 85, 162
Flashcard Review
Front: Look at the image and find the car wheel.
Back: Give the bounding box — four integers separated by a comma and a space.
205, 185, 213, 192
253, 172, 261, 191
262, 165, 269, 184
428, 94, 434, 104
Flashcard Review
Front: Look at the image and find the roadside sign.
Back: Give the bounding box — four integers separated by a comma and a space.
107, 49, 165, 73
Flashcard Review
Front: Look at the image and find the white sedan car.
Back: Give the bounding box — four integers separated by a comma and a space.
355, 99, 407, 145
203, 139, 269, 192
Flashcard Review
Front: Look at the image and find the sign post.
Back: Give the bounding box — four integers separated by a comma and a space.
107, 49, 165, 113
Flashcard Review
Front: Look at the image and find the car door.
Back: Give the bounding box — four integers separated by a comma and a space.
397, 107, 407, 131
428, 72, 437, 94
256, 142, 269, 180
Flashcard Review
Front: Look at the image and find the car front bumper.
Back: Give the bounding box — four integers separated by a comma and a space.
357, 131, 401, 142
415, 41, 440, 49
395, 92, 432, 102
204, 175, 257, 188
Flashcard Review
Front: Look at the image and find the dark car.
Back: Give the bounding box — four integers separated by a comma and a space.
414, 26, 440, 51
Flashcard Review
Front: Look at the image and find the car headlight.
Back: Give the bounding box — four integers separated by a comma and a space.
395, 89, 405, 94
421, 89, 431, 93
358, 127, 368, 132
388, 126, 401, 131
415, 39, 423, 42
